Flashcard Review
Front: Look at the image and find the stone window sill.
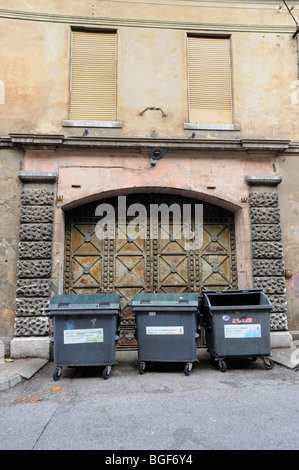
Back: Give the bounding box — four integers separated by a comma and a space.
62, 120, 123, 128
184, 123, 241, 131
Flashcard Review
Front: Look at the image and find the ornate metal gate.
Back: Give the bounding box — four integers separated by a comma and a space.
64, 194, 237, 349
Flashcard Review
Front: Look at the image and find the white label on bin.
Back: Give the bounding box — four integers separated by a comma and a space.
64, 328, 104, 344
224, 324, 261, 339
146, 326, 184, 335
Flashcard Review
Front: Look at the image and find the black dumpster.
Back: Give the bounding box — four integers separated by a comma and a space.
49, 294, 121, 380
201, 289, 274, 372
132, 293, 200, 375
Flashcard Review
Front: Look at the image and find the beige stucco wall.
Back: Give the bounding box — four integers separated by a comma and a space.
276, 154, 299, 331
0, 19, 70, 134
0, 149, 23, 350
0, 1, 298, 140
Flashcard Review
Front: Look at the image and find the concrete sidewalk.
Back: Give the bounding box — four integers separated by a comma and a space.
0, 358, 48, 391
1, 344, 299, 392
1, 348, 298, 451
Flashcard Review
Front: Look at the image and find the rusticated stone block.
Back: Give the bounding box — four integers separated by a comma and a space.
19, 242, 52, 260
251, 225, 281, 241
249, 191, 278, 207
20, 224, 53, 241
21, 189, 54, 206
14, 316, 49, 336
15, 298, 49, 316
17, 260, 52, 278
270, 312, 288, 331
16, 279, 51, 297
16, 184, 55, 339
20, 206, 54, 223
267, 294, 287, 313
249, 188, 287, 332
252, 259, 285, 277
250, 207, 280, 225
253, 276, 286, 294
252, 242, 283, 259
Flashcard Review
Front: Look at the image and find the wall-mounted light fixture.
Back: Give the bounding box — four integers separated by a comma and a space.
150, 147, 165, 166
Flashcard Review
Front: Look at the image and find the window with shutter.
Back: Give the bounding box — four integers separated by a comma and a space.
187, 36, 233, 125
70, 30, 116, 121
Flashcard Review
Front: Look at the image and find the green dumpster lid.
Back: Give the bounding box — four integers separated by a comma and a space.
49, 293, 120, 310
132, 292, 199, 307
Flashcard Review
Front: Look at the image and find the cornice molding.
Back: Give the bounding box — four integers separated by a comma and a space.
0, 8, 296, 34
284, 142, 299, 153
1, 133, 292, 154
91, 0, 299, 11
245, 175, 283, 186
18, 171, 58, 183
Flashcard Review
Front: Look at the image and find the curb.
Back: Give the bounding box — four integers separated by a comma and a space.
0, 358, 48, 392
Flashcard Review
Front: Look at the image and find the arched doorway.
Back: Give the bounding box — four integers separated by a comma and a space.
64, 193, 237, 349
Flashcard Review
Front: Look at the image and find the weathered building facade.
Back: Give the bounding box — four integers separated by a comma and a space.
0, 0, 298, 357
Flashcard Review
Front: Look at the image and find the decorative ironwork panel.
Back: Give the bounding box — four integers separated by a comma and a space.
157, 223, 189, 293
66, 224, 104, 294
201, 224, 233, 290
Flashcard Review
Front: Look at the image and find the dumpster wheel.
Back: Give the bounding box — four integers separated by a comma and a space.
139, 362, 146, 375
262, 357, 274, 370
53, 367, 62, 381
218, 360, 227, 373
102, 366, 112, 380
184, 363, 193, 376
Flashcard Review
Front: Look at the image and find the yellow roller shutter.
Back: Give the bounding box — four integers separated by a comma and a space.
187, 36, 232, 125
70, 30, 116, 121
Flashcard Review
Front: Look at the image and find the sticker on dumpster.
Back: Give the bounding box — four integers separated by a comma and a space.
232, 317, 253, 324
64, 328, 104, 344
224, 324, 261, 339
146, 326, 184, 335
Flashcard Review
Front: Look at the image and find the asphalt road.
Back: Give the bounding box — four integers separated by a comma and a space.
0, 350, 298, 452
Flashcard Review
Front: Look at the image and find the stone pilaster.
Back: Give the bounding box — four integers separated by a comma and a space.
11, 172, 57, 358
245, 175, 288, 331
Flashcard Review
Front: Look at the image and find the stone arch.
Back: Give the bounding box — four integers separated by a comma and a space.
62, 186, 242, 214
